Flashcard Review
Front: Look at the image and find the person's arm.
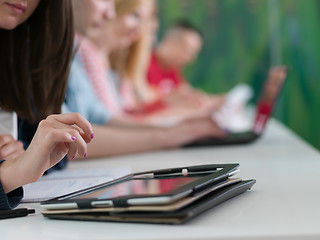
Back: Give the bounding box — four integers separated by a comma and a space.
107, 117, 157, 129
85, 117, 226, 158
0, 160, 23, 210
0, 113, 93, 195
165, 84, 226, 113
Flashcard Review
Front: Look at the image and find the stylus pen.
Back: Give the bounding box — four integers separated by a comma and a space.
0, 208, 35, 220
133, 168, 220, 179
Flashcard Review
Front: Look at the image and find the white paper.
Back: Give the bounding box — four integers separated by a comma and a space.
213, 84, 253, 132
22, 167, 131, 202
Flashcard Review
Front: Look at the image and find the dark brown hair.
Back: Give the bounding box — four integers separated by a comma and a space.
0, 0, 74, 123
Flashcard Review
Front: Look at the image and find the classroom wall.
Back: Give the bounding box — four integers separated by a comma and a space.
157, 0, 320, 150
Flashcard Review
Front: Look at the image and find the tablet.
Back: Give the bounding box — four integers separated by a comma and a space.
42, 179, 256, 225
42, 178, 242, 214
41, 164, 239, 210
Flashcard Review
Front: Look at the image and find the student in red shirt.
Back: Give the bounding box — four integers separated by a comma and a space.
147, 20, 225, 111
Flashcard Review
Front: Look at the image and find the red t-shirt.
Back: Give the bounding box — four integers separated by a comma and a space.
147, 53, 185, 95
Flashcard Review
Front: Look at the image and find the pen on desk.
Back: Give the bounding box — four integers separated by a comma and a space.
0, 208, 35, 220
132, 168, 220, 179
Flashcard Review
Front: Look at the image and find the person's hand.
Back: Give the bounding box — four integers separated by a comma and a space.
23, 113, 94, 181
152, 91, 225, 122
0, 135, 25, 161
0, 113, 93, 193
164, 89, 225, 111
209, 94, 226, 110
166, 116, 227, 147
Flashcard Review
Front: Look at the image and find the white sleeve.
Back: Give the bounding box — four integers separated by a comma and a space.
0, 109, 17, 140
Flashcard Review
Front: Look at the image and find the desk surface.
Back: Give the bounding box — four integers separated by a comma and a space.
2, 119, 320, 240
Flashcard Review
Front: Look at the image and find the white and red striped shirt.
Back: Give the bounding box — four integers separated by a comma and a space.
75, 34, 126, 116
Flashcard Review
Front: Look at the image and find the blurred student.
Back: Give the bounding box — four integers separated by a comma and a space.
64, 0, 226, 159
0, 0, 93, 210
89, 0, 157, 116
147, 20, 225, 110
91, 0, 216, 120
65, 0, 116, 126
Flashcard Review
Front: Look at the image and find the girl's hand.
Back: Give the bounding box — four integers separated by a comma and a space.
0, 113, 93, 193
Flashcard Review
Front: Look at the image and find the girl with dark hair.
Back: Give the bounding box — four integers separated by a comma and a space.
0, 0, 93, 210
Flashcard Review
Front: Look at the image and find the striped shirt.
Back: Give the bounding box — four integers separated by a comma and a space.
75, 34, 129, 116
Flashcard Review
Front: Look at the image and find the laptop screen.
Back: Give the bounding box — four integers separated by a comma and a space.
253, 66, 287, 134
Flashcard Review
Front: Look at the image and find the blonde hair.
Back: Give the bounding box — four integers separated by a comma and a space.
109, 0, 157, 103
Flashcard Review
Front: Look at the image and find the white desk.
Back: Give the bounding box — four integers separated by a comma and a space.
2, 119, 320, 240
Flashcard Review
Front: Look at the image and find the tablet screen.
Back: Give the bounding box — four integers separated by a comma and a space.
73, 177, 200, 200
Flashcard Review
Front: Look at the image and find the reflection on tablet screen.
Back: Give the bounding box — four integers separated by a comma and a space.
74, 177, 200, 200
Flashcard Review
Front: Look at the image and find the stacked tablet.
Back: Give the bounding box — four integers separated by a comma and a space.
41, 164, 255, 224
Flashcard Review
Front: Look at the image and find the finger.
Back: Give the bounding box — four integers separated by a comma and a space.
3, 150, 24, 161
44, 128, 86, 158
45, 119, 92, 144
47, 113, 94, 142
79, 130, 92, 144
71, 124, 91, 143
0, 141, 24, 159
44, 128, 78, 146
65, 142, 78, 161
0, 135, 15, 147
65, 128, 88, 158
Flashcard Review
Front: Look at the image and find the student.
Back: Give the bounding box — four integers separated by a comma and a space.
0, 0, 93, 210
88, 0, 157, 116
64, 0, 227, 159
64, 0, 116, 126
89, 0, 215, 120
147, 20, 225, 109
99, 3, 220, 120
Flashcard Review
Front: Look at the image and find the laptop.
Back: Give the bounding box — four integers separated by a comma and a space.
184, 66, 288, 147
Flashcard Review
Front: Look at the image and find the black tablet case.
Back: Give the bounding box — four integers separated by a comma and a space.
42, 179, 255, 224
